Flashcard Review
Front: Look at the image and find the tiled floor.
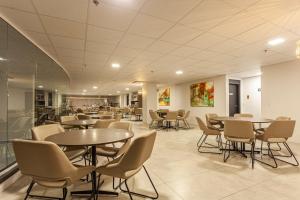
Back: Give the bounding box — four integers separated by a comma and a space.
2, 122, 300, 200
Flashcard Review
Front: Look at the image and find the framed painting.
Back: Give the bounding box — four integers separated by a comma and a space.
190, 81, 214, 107
158, 88, 170, 106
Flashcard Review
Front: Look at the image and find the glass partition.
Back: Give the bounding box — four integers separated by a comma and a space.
0, 17, 69, 178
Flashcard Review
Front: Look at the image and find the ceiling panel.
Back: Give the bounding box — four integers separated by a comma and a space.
87, 25, 123, 45
147, 40, 179, 54
128, 14, 173, 38
0, 0, 35, 12
32, 0, 88, 23
186, 32, 227, 49
160, 24, 202, 44
141, 0, 201, 22
41, 16, 86, 39
50, 35, 85, 50
119, 33, 154, 49
88, 3, 136, 31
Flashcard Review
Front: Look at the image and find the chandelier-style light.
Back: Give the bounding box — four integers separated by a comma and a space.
296, 41, 300, 59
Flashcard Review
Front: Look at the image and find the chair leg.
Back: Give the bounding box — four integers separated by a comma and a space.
223, 140, 231, 162
273, 142, 299, 166
119, 166, 159, 199
251, 142, 255, 169
62, 188, 68, 200
198, 134, 222, 154
24, 181, 35, 200
255, 142, 278, 168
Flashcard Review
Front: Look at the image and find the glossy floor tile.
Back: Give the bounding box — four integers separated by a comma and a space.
2, 121, 300, 200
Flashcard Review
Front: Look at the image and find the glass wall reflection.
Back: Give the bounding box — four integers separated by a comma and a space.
0, 18, 69, 174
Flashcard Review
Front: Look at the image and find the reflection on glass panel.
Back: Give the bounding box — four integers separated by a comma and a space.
0, 17, 69, 175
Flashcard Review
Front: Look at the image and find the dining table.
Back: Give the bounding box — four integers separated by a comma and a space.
61, 119, 98, 129
46, 128, 134, 199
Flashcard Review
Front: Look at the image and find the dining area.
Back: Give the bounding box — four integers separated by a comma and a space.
11, 116, 159, 200
196, 113, 298, 169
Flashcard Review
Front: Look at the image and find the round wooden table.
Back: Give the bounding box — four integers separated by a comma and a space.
61, 119, 98, 129
212, 117, 273, 124
46, 128, 134, 198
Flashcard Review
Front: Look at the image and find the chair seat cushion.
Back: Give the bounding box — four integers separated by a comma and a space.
96, 146, 119, 157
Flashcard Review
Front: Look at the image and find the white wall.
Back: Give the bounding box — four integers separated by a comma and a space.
262, 60, 300, 143
241, 76, 261, 118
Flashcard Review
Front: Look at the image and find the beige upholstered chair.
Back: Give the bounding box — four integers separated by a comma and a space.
31, 124, 87, 161
96, 131, 158, 200
77, 114, 91, 120
276, 116, 291, 120
95, 122, 133, 159
255, 120, 298, 168
205, 113, 223, 130
60, 115, 77, 129
149, 110, 163, 129
164, 111, 179, 130
196, 117, 222, 154
234, 113, 253, 118
177, 111, 190, 129
133, 108, 143, 121
12, 139, 94, 200
94, 119, 116, 128
223, 120, 255, 168
178, 109, 185, 117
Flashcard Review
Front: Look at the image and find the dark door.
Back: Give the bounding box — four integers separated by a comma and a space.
229, 80, 240, 116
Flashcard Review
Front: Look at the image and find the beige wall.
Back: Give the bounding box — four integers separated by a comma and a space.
262, 60, 300, 142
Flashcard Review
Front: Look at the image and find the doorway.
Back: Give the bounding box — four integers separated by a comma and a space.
229, 79, 240, 116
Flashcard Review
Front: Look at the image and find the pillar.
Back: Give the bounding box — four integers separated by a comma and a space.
142, 83, 157, 124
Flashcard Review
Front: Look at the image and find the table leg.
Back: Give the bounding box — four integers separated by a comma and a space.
71, 145, 118, 198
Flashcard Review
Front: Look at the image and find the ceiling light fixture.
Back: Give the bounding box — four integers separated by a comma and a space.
125, 88, 129, 91
108, 94, 112, 96
83, 89, 87, 92
0, 57, 7, 61
93, 86, 98, 89
37, 85, 44, 89
117, 91, 120, 94
112, 63, 120, 68
176, 70, 183, 75
268, 37, 285, 46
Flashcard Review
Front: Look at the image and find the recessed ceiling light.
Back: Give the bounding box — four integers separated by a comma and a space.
112, 63, 120, 68
108, 94, 112, 96
268, 37, 285, 46
55, 89, 58, 92
37, 85, 44, 89
117, 91, 120, 94
83, 89, 87, 92
0, 57, 7, 61
176, 70, 183, 75
125, 88, 129, 91
93, 86, 98, 89
81, 93, 85, 95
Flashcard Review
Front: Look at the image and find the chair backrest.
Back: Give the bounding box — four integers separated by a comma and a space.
135, 108, 143, 115
165, 111, 178, 120
117, 131, 156, 171
149, 110, 158, 120
178, 109, 185, 117
224, 120, 254, 139
234, 113, 253, 118
32, 124, 65, 141
108, 121, 133, 133
94, 119, 116, 128
77, 114, 91, 120
12, 139, 77, 181
196, 117, 209, 132
264, 120, 296, 139
205, 113, 218, 126
184, 111, 190, 119
276, 116, 291, 120
114, 114, 122, 121
61, 115, 77, 123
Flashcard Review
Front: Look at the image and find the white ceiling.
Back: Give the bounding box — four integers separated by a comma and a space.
1, 0, 300, 95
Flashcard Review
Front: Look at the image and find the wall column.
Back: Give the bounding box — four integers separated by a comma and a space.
142, 83, 157, 124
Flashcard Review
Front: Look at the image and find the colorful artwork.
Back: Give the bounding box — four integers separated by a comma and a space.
190, 81, 214, 107
158, 88, 170, 106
